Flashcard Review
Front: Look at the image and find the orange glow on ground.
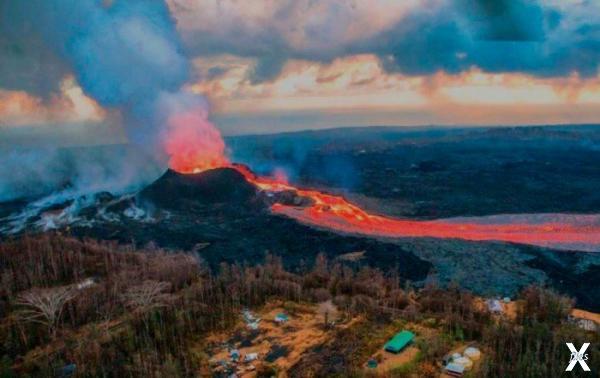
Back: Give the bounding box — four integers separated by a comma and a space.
232, 165, 600, 251
180, 164, 600, 252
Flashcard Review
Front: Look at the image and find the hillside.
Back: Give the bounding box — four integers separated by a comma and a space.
0, 234, 598, 377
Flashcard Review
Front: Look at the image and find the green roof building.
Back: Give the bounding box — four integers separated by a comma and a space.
274, 313, 289, 323
384, 330, 415, 353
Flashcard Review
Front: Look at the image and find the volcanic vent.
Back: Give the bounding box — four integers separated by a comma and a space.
141, 167, 260, 210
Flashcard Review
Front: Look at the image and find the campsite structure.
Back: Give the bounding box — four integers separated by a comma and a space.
383, 330, 415, 353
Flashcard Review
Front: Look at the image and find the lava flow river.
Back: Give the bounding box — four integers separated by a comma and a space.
232, 165, 600, 252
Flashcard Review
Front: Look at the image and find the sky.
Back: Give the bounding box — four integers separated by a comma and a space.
1, 0, 599, 140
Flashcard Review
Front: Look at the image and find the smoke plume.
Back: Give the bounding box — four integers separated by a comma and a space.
0, 0, 226, 201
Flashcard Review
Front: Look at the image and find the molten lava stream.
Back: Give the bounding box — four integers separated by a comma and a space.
231, 165, 600, 252
177, 164, 600, 252
274, 203, 600, 251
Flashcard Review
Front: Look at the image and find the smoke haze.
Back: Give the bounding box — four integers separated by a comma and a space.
0, 0, 226, 201
0, 145, 164, 202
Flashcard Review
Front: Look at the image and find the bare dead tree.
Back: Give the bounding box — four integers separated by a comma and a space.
121, 280, 172, 314
17, 286, 77, 337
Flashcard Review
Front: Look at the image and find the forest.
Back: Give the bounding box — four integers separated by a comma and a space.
0, 234, 598, 377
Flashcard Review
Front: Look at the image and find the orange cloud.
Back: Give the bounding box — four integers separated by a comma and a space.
427, 69, 600, 105
0, 76, 105, 127
188, 54, 600, 122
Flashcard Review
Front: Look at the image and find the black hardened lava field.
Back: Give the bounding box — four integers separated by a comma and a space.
3, 2, 600, 376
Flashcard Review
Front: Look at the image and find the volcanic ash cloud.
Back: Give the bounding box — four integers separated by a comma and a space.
0, 0, 228, 200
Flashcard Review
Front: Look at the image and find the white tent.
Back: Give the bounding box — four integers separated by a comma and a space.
454, 356, 473, 370
487, 299, 503, 313
464, 347, 481, 361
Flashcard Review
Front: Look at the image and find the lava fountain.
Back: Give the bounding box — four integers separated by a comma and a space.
163, 104, 230, 173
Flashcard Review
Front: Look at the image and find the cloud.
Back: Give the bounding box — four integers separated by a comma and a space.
357, 0, 600, 78
462, 0, 548, 41
0, 19, 70, 98
0, 76, 105, 127
170, 0, 600, 82
190, 54, 600, 113
169, 0, 420, 79
184, 53, 600, 136
2, 0, 189, 111
1, 0, 598, 145
249, 54, 288, 84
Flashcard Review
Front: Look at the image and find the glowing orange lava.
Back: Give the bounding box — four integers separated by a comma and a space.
176, 163, 600, 252
231, 165, 600, 252
164, 107, 230, 173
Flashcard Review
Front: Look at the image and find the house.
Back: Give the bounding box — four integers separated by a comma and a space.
244, 353, 258, 362
383, 330, 415, 353
569, 316, 599, 331
443, 352, 462, 366
76, 278, 96, 290
242, 309, 257, 322
274, 313, 289, 323
442, 354, 452, 366
445, 362, 465, 377
229, 349, 240, 361
486, 299, 503, 314
453, 356, 473, 371
464, 347, 481, 361
242, 309, 261, 330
